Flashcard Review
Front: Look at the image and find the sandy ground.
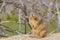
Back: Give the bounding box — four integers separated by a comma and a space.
0, 33, 60, 40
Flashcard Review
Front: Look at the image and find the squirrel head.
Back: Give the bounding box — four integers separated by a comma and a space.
29, 14, 38, 21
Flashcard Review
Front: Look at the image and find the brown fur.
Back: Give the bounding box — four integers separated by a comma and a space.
29, 14, 48, 38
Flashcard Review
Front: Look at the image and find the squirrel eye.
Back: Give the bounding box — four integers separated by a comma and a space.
35, 18, 37, 20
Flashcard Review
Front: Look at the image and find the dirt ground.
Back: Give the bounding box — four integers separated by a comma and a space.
0, 33, 60, 40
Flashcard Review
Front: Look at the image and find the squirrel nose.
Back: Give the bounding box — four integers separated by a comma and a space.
33, 26, 36, 29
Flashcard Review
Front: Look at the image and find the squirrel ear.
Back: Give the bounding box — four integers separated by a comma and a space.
30, 12, 35, 16
31, 13, 34, 17
31, 14, 33, 16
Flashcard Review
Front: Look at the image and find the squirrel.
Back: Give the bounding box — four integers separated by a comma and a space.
29, 13, 48, 38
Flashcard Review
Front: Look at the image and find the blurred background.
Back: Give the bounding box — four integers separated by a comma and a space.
0, 0, 60, 38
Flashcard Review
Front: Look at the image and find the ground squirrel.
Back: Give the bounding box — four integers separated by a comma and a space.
29, 14, 48, 38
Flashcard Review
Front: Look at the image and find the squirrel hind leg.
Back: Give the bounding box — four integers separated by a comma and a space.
40, 30, 47, 38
